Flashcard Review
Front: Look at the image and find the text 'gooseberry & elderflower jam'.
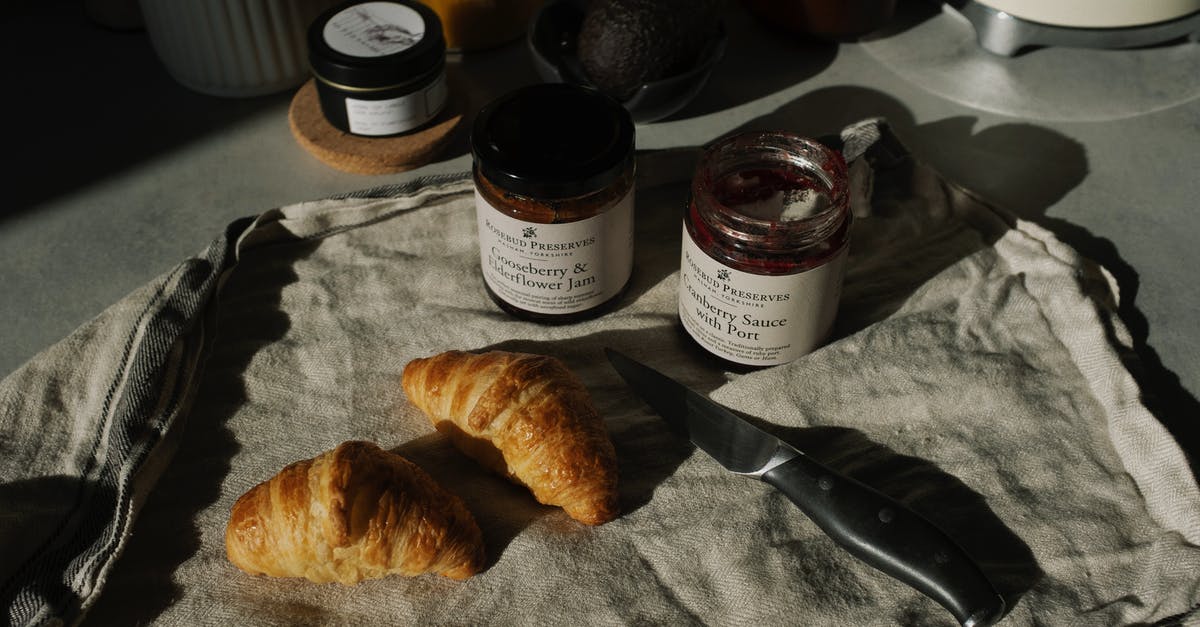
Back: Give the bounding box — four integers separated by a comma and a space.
679, 131, 851, 367
471, 83, 636, 323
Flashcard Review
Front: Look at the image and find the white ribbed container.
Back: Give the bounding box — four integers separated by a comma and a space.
139, 0, 342, 97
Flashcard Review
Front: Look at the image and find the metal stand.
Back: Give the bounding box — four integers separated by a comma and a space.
949, 1, 1200, 56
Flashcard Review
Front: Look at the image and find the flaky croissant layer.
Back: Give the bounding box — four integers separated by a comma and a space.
225, 441, 485, 584
402, 350, 620, 525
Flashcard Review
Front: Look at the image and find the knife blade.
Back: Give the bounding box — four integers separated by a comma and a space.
605, 348, 1006, 627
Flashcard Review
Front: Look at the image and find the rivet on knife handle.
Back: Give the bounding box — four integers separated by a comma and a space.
761, 450, 1006, 626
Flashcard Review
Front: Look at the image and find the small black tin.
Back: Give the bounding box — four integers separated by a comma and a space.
308, 0, 448, 137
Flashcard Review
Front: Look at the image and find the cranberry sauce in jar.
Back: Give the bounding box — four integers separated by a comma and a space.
471, 83, 635, 323
678, 131, 850, 367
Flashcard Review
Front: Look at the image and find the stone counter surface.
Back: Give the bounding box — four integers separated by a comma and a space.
2, 3, 1196, 463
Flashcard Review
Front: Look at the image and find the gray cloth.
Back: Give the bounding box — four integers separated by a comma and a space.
2, 120, 1198, 626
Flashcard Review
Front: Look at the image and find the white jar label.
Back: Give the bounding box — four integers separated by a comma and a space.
678, 223, 847, 366
323, 2, 425, 58
344, 71, 446, 136
476, 187, 634, 315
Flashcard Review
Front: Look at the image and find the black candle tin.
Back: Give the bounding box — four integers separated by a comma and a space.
308, 0, 447, 137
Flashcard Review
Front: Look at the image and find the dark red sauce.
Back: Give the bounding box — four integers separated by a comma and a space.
686, 163, 849, 275
678, 131, 852, 368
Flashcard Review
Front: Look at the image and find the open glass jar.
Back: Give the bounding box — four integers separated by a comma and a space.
678, 131, 851, 367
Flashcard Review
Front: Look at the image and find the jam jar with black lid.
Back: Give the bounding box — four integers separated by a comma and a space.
308, 0, 447, 137
472, 83, 636, 323
679, 131, 851, 367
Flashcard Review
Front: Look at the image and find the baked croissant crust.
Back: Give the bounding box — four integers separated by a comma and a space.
225, 440, 485, 584
402, 350, 619, 525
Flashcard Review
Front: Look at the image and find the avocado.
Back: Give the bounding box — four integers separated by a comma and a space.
577, 0, 719, 101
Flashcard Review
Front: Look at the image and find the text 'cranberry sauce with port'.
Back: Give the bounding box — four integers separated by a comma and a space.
679, 131, 851, 367
472, 83, 636, 323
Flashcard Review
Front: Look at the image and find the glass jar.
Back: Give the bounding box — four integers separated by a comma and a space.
471, 83, 636, 323
678, 131, 851, 367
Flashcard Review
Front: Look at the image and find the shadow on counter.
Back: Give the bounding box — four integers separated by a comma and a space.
1, 5, 295, 223
2, 0, 842, 224
2, 4, 543, 223
443, 0, 842, 156
660, 3, 840, 122
721, 85, 1087, 338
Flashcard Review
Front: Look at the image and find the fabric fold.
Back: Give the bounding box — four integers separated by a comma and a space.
2, 120, 1197, 627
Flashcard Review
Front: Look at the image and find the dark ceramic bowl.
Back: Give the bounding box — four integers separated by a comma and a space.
527, 0, 727, 123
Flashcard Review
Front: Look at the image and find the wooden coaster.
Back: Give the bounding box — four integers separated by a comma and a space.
288, 79, 464, 175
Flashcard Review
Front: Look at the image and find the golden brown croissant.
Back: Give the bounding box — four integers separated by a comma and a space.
402, 350, 619, 526
225, 441, 485, 584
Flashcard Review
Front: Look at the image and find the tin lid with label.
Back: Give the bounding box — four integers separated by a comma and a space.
308, 0, 445, 90
472, 83, 635, 199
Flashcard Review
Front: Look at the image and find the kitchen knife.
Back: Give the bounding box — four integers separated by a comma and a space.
604, 348, 1006, 627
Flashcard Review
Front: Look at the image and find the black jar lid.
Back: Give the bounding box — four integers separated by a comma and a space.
308, 0, 445, 90
472, 84, 635, 199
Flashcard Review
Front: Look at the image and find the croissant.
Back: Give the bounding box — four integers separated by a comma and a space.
402, 350, 619, 525
225, 440, 485, 584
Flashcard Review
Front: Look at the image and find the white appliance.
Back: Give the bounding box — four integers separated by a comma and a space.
950, 0, 1200, 55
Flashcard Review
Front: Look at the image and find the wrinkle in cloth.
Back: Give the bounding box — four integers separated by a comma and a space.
1, 120, 1198, 627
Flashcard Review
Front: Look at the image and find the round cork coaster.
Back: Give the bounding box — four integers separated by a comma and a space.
288, 79, 464, 175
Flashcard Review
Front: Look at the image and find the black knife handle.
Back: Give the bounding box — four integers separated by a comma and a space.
761, 454, 1005, 626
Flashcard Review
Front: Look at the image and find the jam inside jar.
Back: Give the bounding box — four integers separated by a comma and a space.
679, 131, 851, 367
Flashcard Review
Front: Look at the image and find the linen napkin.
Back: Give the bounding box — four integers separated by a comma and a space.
2, 119, 1197, 626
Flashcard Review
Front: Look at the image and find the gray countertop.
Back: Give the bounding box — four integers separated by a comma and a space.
2, 3, 1197, 463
